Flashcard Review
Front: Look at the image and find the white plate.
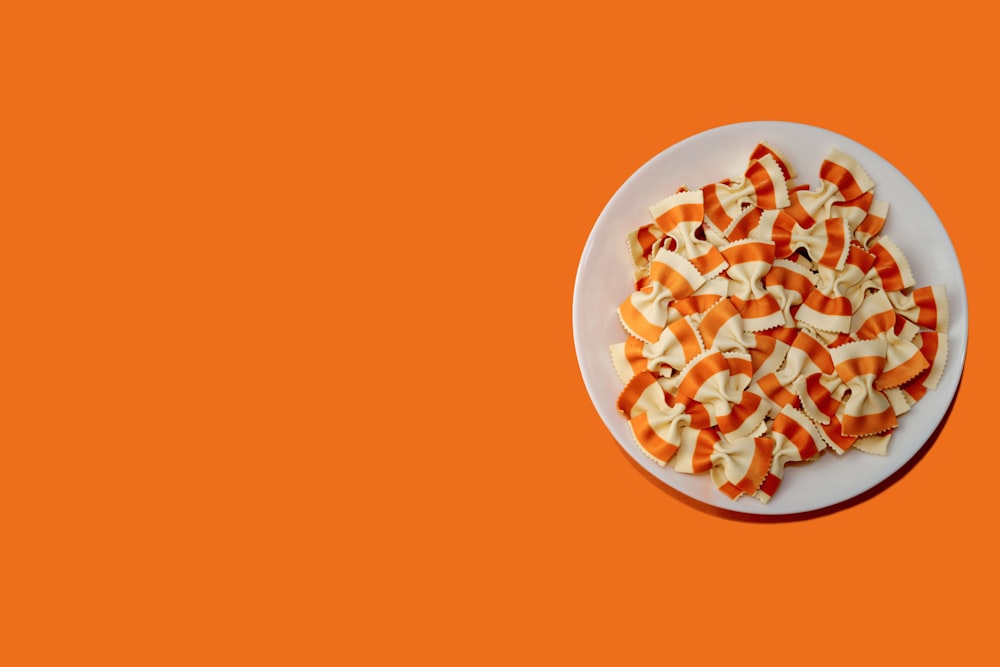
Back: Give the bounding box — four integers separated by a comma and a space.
572, 121, 968, 516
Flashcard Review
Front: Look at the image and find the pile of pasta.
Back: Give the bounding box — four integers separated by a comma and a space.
611, 143, 948, 503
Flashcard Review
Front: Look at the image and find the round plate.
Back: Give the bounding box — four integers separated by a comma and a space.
572, 121, 968, 516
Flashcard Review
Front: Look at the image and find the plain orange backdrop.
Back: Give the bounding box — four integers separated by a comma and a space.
0, 1, 993, 665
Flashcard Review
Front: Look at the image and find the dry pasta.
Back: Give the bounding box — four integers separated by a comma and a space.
612, 143, 949, 503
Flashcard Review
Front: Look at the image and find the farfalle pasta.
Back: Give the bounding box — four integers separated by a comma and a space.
754, 405, 826, 502
795, 243, 876, 333
650, 190, 727, 278
757, 210, 850, 270
850, 290, 928, 389
785, 149, 875, 227
720, 240, 786, 331
703, 153, 790, 234
696, 298, 753, 354
866, 237, 914, 292
610, 142, 950, 503
829, 339, 898, 437
852, 197, 889, 249
676, 350, 768, 438
617, 247, 705, 343
763, 258, 817, 327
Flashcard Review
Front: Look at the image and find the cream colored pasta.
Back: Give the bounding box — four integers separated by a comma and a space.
612, 143, 950, 502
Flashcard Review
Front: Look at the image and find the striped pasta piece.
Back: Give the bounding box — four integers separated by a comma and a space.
795, 243, 876, 333
749, 142, 796, 179
667, 426, 720, 474
794, 371, 846, 426
784, 148, 875, 227
747, 332, 791, 383
757, 209, 850, 270
650, 190, 728, 279
617, 248, 706, 343
773, 328, 835, 388
644, 315, 704, 373
763, 258, 818, 328
754, 405, 827, 503
760, 326, 799, 346
830, 339, 897, 437
666, 426, 773, 500
676, 350, 768, 438
625, 223, 667, 288
616, 371, 691, 466
709, 435, 775, 499
722, 206, 763, 242
611, 314, 705, 379
609, 335, 647, 383
749, 371, 801, 418
809, 407, 858, 454
852, 199, 888, 249
850, 290, 929, 390
900, 331, 949, 401
887, 285, 949, 333
866, 237, 915, 292
830, 190, 875, 232
696, 297, 753, 354
667, 276, 729, 319
702, 152, 790, 235
720, 239, 786, 332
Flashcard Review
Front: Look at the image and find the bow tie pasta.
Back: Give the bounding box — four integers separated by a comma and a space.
613, 143, 949, 503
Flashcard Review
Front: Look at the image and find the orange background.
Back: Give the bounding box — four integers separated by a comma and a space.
0, 1, 993, 665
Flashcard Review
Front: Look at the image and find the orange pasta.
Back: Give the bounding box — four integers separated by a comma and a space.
785, 149, 875, 227
850, 290, 928, 390
611, 143, 950, 503
702, 152, 790, 234
754, 406, 826, 502
831, 340, 897, 437
795, 243, 876, 333
757, 210, 850, 270
651, 190, 728, 278
722, 240, 786, 332
617, 248, 705, 343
